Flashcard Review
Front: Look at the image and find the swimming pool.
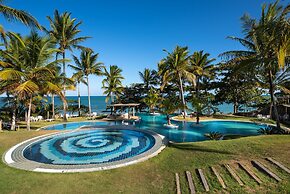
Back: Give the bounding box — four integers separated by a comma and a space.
41, 114, 269, 143
5, 127, 165, 172
41, 121, 115, 130
23, 129, 155, 165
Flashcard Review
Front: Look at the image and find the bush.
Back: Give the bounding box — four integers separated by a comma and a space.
204, 131, 223, 140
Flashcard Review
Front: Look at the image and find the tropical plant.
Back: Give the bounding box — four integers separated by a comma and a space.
0, 1, 41, 46
159, 96, 182, 125
46, 10, 89, 120
190, 51, 215, 120
190, 51, 215, 95
220, 1, 290, 129
69, 49, 103, 115
46, 69, 75, 119
158, 46, 196, 118
0, 32, 64, 130
214, 63, 263, 114
142, 88, 160, 113
0, 1, 41, 28
204, 132, 223, 140
102, 65, 124, 103
138, 68, 158, 89
258, 125, 289, 135
72, 71, 87, 116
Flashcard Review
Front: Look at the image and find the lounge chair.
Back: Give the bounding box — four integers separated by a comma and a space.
45, 119, 55, 122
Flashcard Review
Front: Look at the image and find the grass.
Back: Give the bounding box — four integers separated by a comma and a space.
0, 127, 290, 193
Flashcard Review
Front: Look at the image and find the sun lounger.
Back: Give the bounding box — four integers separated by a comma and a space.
45, 119, 54, 122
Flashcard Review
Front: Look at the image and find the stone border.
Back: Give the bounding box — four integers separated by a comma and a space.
3, 125, 167, 173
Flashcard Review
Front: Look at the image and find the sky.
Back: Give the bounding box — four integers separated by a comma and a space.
0, 0, 288, 96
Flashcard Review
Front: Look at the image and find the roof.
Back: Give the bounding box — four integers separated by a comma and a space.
107, 103, 140, 107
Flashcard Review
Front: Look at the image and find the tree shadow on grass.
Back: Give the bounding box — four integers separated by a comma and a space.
169, 143, 234, 155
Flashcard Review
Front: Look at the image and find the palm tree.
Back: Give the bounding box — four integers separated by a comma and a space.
158, 46, 196, 118
190, 51, 215, 96
0, 1, 41, 47
142, 88, 160, 113
72, 71, 87, 116
220, 1, 290, 129
102, 65, 124, 103
46, 10, 89, 121
0, 1, 41, 28
190, 51, 215, 121
0, 32, 63, 130
69, 50, 103, 115
47, 69, 74, 119
159, 96, 182, 125
138, 68, 158, 89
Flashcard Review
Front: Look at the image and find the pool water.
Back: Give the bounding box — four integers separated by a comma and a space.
23, 129, 155, 165
43, 121, 114, 130
42, 114, 269, 143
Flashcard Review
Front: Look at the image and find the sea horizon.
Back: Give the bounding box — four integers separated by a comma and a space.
0, 96, 251, 114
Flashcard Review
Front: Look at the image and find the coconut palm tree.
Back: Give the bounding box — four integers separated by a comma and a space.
220, 1, 290, 129
138, 68, 158, 90
47, 69, 74, 119
142, 88, 160, 113
0, 32, 64, 130
102, 65, 124, 103
159, 96, 182, 125
190, 51, 215, 121
190, 51, 215, 96
69, 49, 103, 115
0, 1, 41, 47
158, 46, 196, 118
72, 71, 87, 116
0, 1, 41, 28
46, 10, 89, 121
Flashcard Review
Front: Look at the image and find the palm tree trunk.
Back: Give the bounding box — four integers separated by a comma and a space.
178, 74, 186, 119
269, 102, 273, 118
234, 101, 238, 114
269, 69, 281, 129
87, 75, 91, 115
78, 81, 81, 117
11, 104, 16, 131
196, 77, 200, 124
27, 95, 32, 131
25, 110, 27, 122
62, 52, 67, 121
51, 94, 55, 119
111, 93, 114, 103
167, 114, 171, 125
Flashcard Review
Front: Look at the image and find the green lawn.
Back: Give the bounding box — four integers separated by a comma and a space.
0, 126, 290, 194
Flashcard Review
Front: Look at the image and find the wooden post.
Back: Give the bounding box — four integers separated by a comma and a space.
185, 171, 196, 194
224, 164, 244, 186
266, 158, 290, 174
252, 160, 282, 182
197, 169, 210, 192
211, 167, 226, 189
175, 173, 181, 194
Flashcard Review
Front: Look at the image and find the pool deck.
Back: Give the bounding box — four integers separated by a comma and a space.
3, 125, 167, 173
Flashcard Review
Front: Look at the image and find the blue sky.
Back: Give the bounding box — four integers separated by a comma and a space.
1, 0, 287, 96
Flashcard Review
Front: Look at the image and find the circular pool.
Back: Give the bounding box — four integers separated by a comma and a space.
4, 126, 166, 173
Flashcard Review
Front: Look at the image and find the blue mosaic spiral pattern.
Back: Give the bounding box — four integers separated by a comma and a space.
23, 129, 155, 165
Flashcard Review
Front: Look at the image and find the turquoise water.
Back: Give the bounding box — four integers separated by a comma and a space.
0, 96, 242, 113
23, 129, 155, 165
42, 113, 268, 143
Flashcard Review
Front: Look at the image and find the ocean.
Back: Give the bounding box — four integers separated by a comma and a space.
0, 96, 242, 114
